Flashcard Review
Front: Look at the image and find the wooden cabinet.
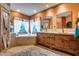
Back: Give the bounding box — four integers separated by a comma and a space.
50, 34, 55, 48
37, 33, 50, 47
37, 33, 79, 55
61, 35, 71, 50
54, 35, 64, 50
37, 34, 44, 44
44, 34, 50, 47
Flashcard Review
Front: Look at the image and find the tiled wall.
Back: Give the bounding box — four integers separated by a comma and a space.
9, 36, 37, 47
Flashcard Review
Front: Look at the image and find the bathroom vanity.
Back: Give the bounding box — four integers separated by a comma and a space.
37, 32, 79, 55
36, 10, 79, 55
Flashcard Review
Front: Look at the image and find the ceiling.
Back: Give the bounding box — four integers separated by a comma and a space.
11, 3, 59, 16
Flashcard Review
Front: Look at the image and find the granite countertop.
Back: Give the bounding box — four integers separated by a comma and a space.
37, 32, 74, 35
37, 28, 75, 35
16, 34, 37, 37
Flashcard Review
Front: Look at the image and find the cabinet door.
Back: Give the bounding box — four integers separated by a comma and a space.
55, 35, 64, 49
62, 35, 72, 51
63, 36, 76, 50
37, 34, 44, 45
37, 33, 50, 46
44, 38, 50, 47
50, 35, 55, 48
63, 35, 78, 54
63, 40, 70, 49
76, 38, 79, 55
43, 34, 50, 47
77, 38, 79, 48
40, 36, 45, 45
69, 40, 77, 50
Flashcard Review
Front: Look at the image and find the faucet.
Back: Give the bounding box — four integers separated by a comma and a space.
45, 24, 48, 32
45, 27, 48, 32
62, 28, 64, 33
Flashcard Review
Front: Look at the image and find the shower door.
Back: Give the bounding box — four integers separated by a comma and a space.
1, 7, 9, 49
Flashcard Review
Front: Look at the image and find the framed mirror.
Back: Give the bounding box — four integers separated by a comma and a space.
56, 11, 72, 29
42, 16, 52, 30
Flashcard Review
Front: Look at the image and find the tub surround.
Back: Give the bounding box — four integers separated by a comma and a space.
16, 34, 37, 37
15, 36, 36, 46
9, 33, 37, 47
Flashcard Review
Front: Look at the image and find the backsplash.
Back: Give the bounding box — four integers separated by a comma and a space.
63, 28, 75, 34
43, 28, 75, 34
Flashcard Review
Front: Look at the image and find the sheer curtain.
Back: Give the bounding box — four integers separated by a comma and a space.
14, 17, 22, 35
30, 20, 35, 34
30, 17, 41, 34
35, 17, 41, 32
23, 20, 29, 34
14, 17, 41, 35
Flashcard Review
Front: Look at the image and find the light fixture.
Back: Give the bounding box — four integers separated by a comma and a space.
34, 10, 37, 13
46, 4, 49, 8
17, 9, 20, 12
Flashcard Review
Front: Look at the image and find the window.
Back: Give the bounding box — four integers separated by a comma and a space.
18, 21, 28, 34
10, 21, 13, 32
14, 17, 42, 36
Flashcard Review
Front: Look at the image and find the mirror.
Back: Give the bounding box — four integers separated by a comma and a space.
56, 11, 72, 28
42, 16, 52, 31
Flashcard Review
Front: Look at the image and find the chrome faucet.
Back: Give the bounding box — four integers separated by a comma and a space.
62, 28, 64, 33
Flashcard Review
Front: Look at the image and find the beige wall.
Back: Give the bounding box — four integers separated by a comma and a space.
10, 11, 30, 22
31, 3, 79, 28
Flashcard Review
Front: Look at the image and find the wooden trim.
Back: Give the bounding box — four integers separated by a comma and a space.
11, 10, 30, 17
0, 4, 10, 13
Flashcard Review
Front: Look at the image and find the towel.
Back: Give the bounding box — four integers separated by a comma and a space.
74, 26, 79, 38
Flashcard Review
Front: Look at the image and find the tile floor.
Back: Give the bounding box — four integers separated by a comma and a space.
0, 45, 70, 56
